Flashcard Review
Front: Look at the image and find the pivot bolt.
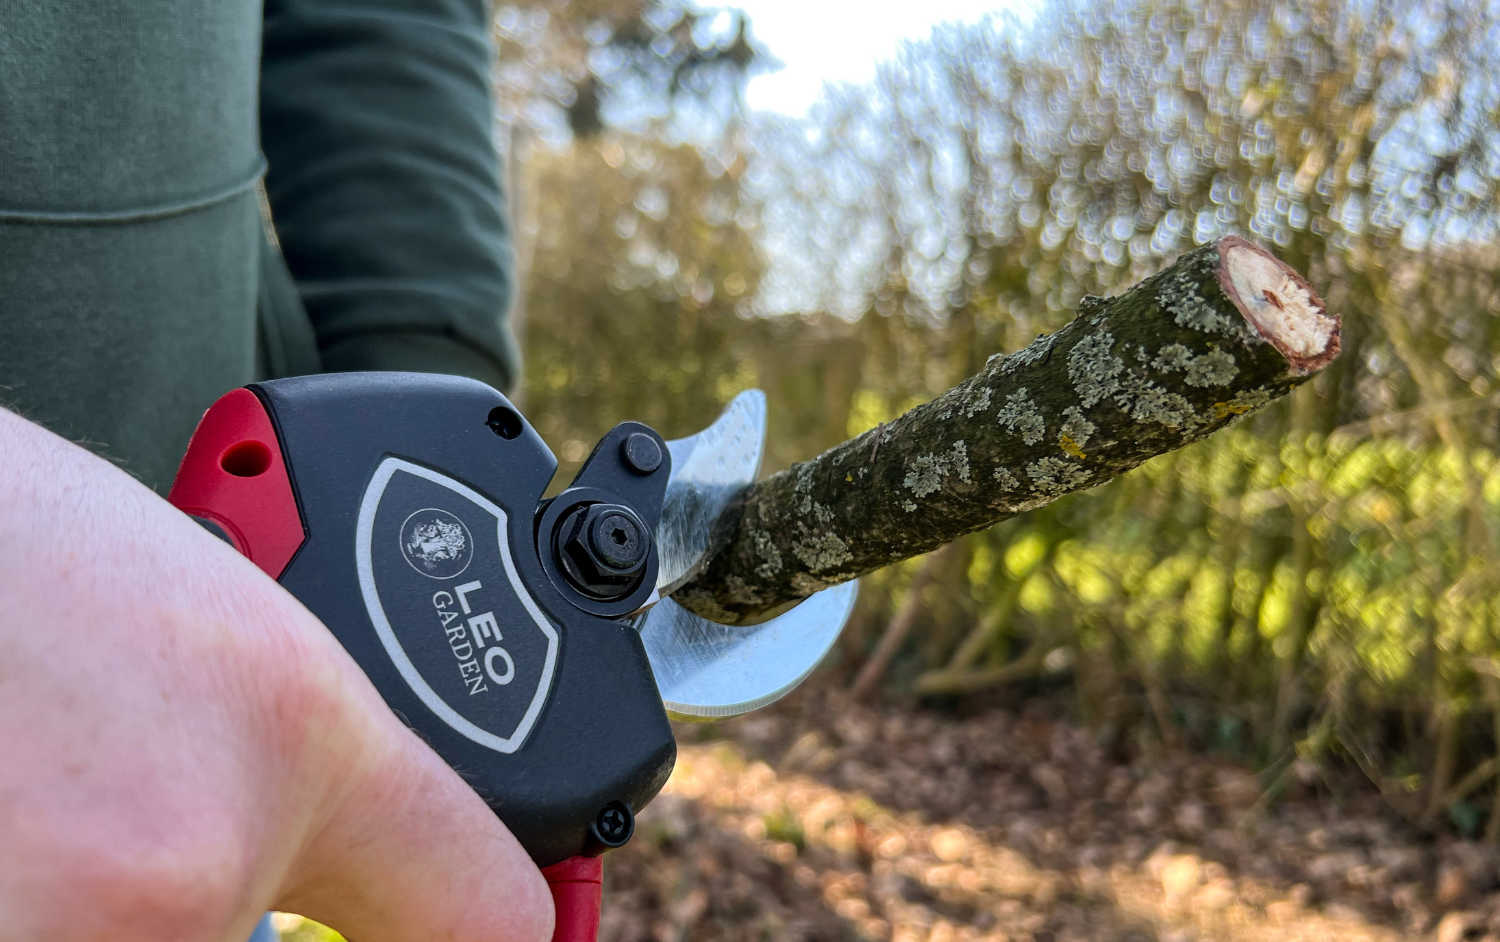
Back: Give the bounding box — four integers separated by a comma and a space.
620, 433, 663, 475
554, 502, 651, 600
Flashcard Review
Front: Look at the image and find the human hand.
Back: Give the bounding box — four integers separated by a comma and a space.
0, 409, 553, 942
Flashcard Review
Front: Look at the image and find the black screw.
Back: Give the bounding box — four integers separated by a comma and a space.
590, 511, 643, 568
588, 801, 634, 851
554, 502, 651, 600
620, 433, 663, 475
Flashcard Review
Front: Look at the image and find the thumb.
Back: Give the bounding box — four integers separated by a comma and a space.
273, 727, 554, 942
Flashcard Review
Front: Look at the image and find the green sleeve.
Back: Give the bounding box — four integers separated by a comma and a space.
259, 0, 520, 392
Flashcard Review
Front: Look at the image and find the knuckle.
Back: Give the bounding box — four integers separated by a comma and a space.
217, 589, 375, 773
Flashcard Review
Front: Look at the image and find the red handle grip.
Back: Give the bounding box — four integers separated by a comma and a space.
542, 856, 602, 942
167, 388, 304, 578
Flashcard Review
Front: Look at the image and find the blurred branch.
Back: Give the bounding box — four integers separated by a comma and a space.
850, 545, 954, 701
674, 238, 1342, 622
1271, 391, 1322, 756
570, 5, 762, 138
1329, 393, 1500, 443
1435, 754, 1500, 818
944, 577, 1025, 673
1213, 479, 1324, 519
907, 541, 1053, 695
1335, 719, 1423, 826
1484, 668, 1500, 844
911, 638, 1057, 696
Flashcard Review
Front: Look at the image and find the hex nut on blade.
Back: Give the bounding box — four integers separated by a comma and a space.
555, 502, 651, 600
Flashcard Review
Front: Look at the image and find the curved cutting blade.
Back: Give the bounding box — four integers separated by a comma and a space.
637, 581, 858, 720
655, 389, 766, 596
641, 388, 857, 719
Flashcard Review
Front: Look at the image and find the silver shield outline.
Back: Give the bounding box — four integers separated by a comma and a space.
356, 457, 559, 754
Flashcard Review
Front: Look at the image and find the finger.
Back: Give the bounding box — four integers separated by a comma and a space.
274, 725, 553, 942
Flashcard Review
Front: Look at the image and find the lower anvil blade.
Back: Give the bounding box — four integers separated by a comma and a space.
635, 581, 858, 720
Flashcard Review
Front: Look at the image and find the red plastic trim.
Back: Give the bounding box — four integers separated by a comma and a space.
541, 856, 603, 942
168, 388, 305, 579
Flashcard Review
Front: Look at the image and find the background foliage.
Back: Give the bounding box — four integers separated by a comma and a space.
500, 0, 1500, 835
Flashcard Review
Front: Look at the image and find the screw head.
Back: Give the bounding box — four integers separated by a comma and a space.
589, 801, 634, 850
554, 502, 651, 600
620, 433, 663, 475
590, 511, 644, 569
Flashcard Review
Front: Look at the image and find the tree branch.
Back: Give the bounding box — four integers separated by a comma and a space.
673, 237, 1341, 623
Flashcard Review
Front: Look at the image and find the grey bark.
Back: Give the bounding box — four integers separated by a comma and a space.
673, 237, 1340, 623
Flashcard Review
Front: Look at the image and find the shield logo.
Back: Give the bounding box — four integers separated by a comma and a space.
356, 458, 559, 754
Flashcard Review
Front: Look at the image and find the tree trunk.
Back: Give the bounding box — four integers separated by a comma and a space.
673, 237, 1340, 623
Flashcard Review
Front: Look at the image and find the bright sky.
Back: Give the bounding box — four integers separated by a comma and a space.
728, 0, 1030, 115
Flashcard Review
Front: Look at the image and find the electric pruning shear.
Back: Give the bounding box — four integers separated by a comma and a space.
167, 372, 857, 942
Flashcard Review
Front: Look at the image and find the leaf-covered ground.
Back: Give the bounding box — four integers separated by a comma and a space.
275, 685, 1500, 942
597, 687, 1500, 942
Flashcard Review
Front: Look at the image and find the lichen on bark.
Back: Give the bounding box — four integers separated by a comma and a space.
671, 237, 1341, 623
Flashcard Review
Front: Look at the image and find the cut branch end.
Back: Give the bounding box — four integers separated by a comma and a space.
1218, 236, 1339, 375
